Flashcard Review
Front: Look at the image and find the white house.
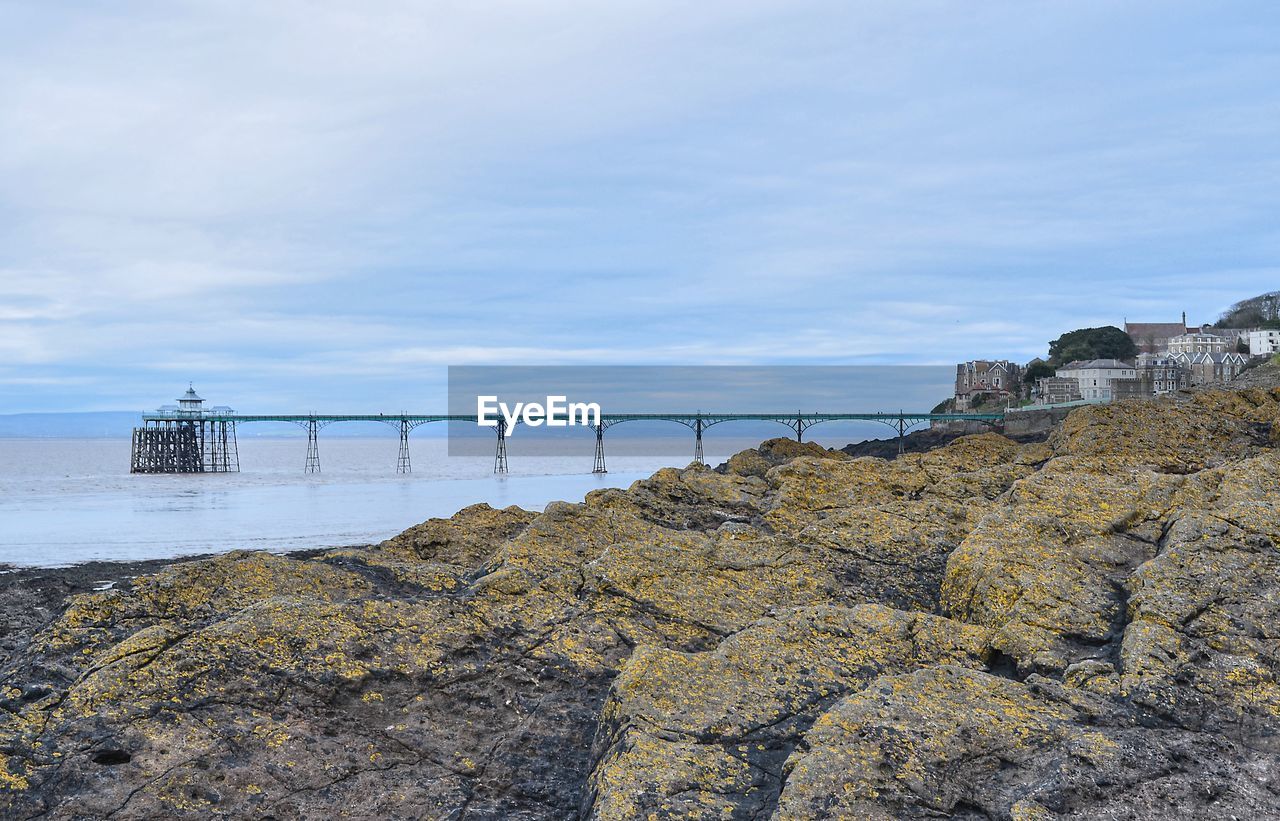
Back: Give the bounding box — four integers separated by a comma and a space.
1248, 329, 1280, 357
1055, 359, 1137, 402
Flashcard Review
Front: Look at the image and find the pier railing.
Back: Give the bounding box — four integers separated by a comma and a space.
131, 410, 1005, 475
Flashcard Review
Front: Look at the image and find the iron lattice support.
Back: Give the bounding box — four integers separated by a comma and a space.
854, 413, 931, 454
494, 418, 508, 474
693, 416, 705, 465
793, 411, 811, 442
130, 419, 238, 473
206, 420, 239, 472
304, 418, 321, 474
593, 424, 607, 474
397, 418, 412, 474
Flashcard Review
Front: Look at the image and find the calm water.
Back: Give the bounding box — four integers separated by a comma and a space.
0, 435, 779, 567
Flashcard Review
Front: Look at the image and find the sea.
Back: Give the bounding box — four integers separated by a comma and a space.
0, 429, 878, 568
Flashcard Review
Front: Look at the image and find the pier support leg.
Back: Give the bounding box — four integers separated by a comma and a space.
305, 419, 321, 474
397, 419, 412, 474
213, 420, 239, 471
795, 412, 805, 442
693, 418, 704, 466
227, 421, 239, 472
593, 425, 607, 474
494, 419, 508, 474
897, 412, 907, 455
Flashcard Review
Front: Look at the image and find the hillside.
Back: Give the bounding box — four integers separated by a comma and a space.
1217, 290, 1280, 328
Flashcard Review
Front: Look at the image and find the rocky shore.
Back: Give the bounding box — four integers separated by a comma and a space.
2, 388, 1280, 818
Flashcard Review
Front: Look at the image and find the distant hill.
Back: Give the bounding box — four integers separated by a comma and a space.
1217, 291, 1280, 328
0, 412, 142, 438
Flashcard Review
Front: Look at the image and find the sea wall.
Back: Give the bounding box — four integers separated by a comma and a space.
1001, 405, 1074, 436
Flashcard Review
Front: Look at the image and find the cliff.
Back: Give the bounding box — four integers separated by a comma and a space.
2, 389, 1280, 818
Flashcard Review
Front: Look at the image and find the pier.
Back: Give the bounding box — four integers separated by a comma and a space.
130, 387, 1005, 475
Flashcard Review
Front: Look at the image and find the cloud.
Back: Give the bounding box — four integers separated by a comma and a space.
0, 1, 1277, 412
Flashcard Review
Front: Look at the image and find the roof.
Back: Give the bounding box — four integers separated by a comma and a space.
1125, 322, 1188, 340
1169, 352, 1248, 364
178, 384, 203, 403
1170, 332, 1228, 341
1060, 358, 1134, 370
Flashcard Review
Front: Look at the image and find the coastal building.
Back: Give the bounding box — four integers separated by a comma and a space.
1137, 353, 1189, 394
1167, 332, 1231, 355
1034, 376, 1082, 405
954, 360, 1022, 410
1055, 358, 1136, 402
1249, 329, 1280, 357
1194, 324, 1254, 350
1112, 354, 1189, 400
1169, 351, 1247, 385
1124, 320, 1191, 355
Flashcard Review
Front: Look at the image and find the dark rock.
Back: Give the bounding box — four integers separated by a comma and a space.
0, 391, 1278, 818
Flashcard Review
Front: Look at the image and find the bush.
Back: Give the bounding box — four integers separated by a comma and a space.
1023, 361, 1055, 384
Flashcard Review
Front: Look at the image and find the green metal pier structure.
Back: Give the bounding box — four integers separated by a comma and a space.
130, 388, 1005, 475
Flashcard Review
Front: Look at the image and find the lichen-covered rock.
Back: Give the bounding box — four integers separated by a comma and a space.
941, 461, 1185, 674
771, 435, 1039, 614
1, 392, 1278, 818
775, 666, 1280, 819
579, 525, 829, 650
1120, 453, 1280, 733
584, 606, 991, 819
616, 463, 769, 531
943, 390, 1280, 682
721, 436, 844, 479
1049, 389, 1280, 471
377, 501, 536, 565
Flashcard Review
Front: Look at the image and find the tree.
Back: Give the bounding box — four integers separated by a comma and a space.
1023, 360, 1055, 384
1218, 291, 1280, 327
1047, 326, 1137, 366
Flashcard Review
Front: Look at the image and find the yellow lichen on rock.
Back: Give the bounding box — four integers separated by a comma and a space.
723, 437, 845, 479
1121, 455, 1280, 723
586, 607, 992, 818
4, 391, 1280, 818
942, 461, 1184, 673
377, 502, 535, 566
774, 666, 1081, 819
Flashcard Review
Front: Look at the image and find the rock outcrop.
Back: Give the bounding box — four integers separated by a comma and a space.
1, 391, 1279, 818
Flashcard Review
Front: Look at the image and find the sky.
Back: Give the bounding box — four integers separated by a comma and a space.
1, 1, 1277, 413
